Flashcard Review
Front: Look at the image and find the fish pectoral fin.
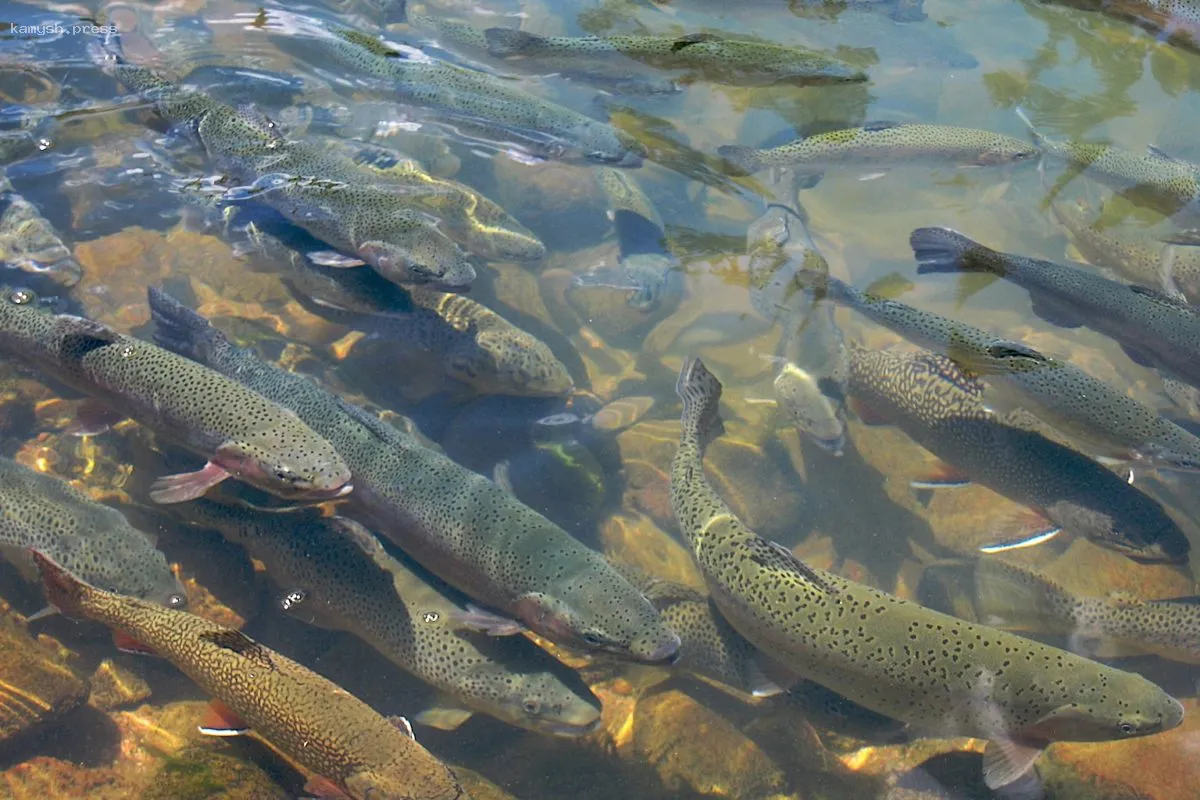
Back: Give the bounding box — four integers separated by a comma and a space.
66, 398, 126, 437
302, 773, 351, 799
1028, 294, 1084, 329
446, 603, 526, 636
387, 715, 416, 740
977, 510, 1062, 554
148, 462, 231, 504
22, 605, 58, 624
198, 699, 251, 737
846, 396, 892, 426
909, 462, 971, 490
307, 250, 366, 268
982, 737, 1044, 790
414, 704, 474, 731
746, 655, 788, 698
1117, 341, 1158, 368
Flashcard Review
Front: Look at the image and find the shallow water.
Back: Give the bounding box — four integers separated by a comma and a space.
0, 0, 1198, 798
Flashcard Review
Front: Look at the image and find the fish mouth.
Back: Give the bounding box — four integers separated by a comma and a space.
535, 716, 604, 738
638, 632, 682, 664
291, 481, 354, 500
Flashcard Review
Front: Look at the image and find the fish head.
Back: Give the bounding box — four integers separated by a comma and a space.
214, 439, 353, 501
1044, 500, 1191, 565
569, 124, 646, 168
476, 663, 602, 737
1021, 691, 1184, 745
481, 228, 547, 263
455, 330, 574, 397
358, 232, 476, 291
773, 364, 846, 456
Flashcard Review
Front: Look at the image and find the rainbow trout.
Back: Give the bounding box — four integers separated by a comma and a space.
1041, 0, 1200, 51
809, 271, 1200, 474
846, 344, 1189, 562
913, 226, 1200, 391
92, 32, 475, 290
0, 457, 185, 608
671, 357, 1185, 790
0, 289, 351, 504
0, 173, 82, 288
718, 122, 1039, 176
255, 12, 645, 167
481, 28, 867, 88
148, 289, 679, 664
179, 500, 601, 736
33, 551, 468, 800
974, 558, 1200, 665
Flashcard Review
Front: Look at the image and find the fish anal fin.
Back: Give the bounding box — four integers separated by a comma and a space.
414, 704, 474, 731
113, 629, 157, 656
910, 462, 971, 489
198, 698, 250, 737
148, 461, 231, 504
978, 509, 1062, 554
982, 737, 1044, 790
1029, 294, 1084, 329
303, 774, 351, 799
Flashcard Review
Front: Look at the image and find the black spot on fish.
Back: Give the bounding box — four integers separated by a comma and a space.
199, 630, 277, 670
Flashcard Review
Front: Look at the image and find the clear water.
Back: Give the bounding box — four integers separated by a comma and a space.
0, 0, 1197, 798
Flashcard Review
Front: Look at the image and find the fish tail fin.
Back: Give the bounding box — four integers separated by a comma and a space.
30, 549, 96, 619
910, 227, 993, 275
147, 287, 230, 368
716, 145, 767, 176
974, 558, 1071, 631
676, 357, 725, 448
483, 27, 543, 56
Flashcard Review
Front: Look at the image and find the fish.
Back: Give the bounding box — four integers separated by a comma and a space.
973, 557, 1200, 665
747, 204, 828, 322
0, 173, 82, 288
808, 271, 1200, 476
845, 343, 1190, 563
92, 31, 476, 290
717, 122, 1039, 177
1050, 198, 1200, 304
148, 289, 680, 664
481, 29, 868, 88
0, 289, 352, 504
671, 356, 1185, 790
32, 551, 469, 800
1041, 0, 1200, 51
913, 226, 1200, 394
0, 456, 185, 609
178, 500, 602, 736
253, 12, 646, 167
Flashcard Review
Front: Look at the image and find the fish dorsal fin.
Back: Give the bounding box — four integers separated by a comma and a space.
671, 33, 721, 51
746, 538, 837, 595
199, 630, 276, 670
982, 737, 1044, 790
862, 120, 907, 132
59, 315, 120, 356
336, 27, 404, 58
984, 340, 1049, 362
1147, 144, 1191, 164
1128, 283, 1196, 312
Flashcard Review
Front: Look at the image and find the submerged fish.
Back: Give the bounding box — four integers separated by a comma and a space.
179, 500, 601, 736
845, 344, 1189, 563
913, 226, 1200, 393
0, 289, 352, 504
718, 122, 1039, 177
33, 551, 468, 800
809, 272, 1200, 475
1041, 1, 1200, 51
0, 456, 185, 608
482, 29, 867, 88
974, 558, 1200, 665
0, 173, 82, 288
148, 289, 679, 664
671, 357, 1185, 790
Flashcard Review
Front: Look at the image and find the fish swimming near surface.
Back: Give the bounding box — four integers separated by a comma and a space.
973, 557, 1200, 665
481, 28, 868, 88
0, 288, 352, 504
718, 122, 1039, 177
671, 356, 1185, 790
0, 456, 186, 609
148, 288, 680, 664
1040, 0, 1200, 52
845, 343, 1190, 563
912, 226, 1200, 392
32, 550, 469, 800
178, 500, 602, 736
806, 271, 1200, 476
0, 173, 82, 288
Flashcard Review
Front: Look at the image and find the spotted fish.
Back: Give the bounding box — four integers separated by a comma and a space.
0, 173, 82, 288
32, 551, 468, 800
809, 271, 1200, 475
671, 356, 1185, 790
846, 344, 1189, 563
178, 500, 601, 736
481, 28, 867, 88
718, 122, 1039, 177
913, 226, 1200, 393
0, 289, 352, 504
148, 289, 679, 664
0, 456, 185, 608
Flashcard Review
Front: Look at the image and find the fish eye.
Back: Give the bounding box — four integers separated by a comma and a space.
522, 699, 541, 716
8, 288, 33, 305
1119, 722, 1135, 735
166, 593, 187, 609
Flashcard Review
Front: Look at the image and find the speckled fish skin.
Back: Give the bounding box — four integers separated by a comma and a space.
811, 272, 1200, 473
482, 28, 867, 88
718, 122, 1040, 176
33, 552, 468, 800
92, 34, 474, 290
846, 344, 1189, 563
1051, 199, 1200, 304
263, 14, 645, 167
147, 289, 680, 664
974, 558, 1200, 665
179, 500, 602, 736
0, 289, 352, 502
671, 357, 1185, 790
1043, 1, 1200, 50
913, 226, 1200, 391
0, 457, 185, 608
0, 174, 82, 288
